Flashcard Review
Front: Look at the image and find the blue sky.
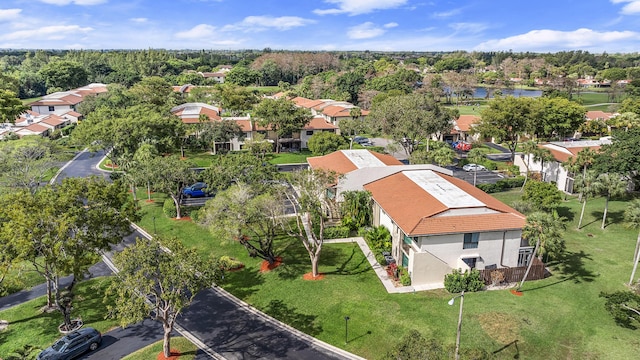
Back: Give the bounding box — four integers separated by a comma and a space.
1, 0, 640, 52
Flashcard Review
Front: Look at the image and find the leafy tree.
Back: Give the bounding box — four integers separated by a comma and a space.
128, 76, 177, 108
599, 290, 640, 329
340, 191, 372, 231
518, 211, 566, 291
38, 60, 88, 91
625, 199, 640, 286
133, 143, 159, 202
592, 173, 627, 229
253, 97, 312, 153
431, 146, 456, 167
369, 94, 454, 158
522, 180, 563, 212
200, 120, 244, 154
531, 97, 585, 140
199, 183, 285, 264
475, 96, 534, 162
285, 169, 337, 277
148, 155, 197, 219
595, 128, 640, 185
384, 329, 445, 360
225, 66, 260, 86
335, 72, 365, 104
0, 89, 27, 124
618, 97, 640, 116
214, 84, 259, 116
107, 237, 220, 358
0, 137, 60, 194
201, 152, 279, 193
243, 133, 273, 159
307, 131, 347, 155
609, 112, 640, 132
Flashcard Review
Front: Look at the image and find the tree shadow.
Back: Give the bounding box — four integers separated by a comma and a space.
556, 206, 574, 223
220, 267, 265, 299
275, 242, 341, 280
493, 339, 521, 359
263, 299, 322, 337
324, 244, 370, 276
526, 250, 597, 292
589, 210, 624, 228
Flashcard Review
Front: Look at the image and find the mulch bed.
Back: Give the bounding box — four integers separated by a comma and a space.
173, 216, 191, 221
510, 289, 524, 296
302, 272, 325, 281
157, 349, 181, 360
145, 199, 155, 203
260, 257, 283, 272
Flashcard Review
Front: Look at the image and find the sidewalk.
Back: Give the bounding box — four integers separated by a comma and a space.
324, 237, 443, 293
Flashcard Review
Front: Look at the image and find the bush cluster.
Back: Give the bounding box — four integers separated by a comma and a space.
163, 198, 177, 218
444, 268, 484, 293
323, 225, 350, 239
399, 267, 411, 286
477, 176, 525, 193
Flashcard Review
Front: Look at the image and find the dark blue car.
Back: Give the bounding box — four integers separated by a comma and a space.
182, 182, 209, 198
37, 327, 102, 360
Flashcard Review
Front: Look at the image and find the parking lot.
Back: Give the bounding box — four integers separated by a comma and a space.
451, 168, 505, 185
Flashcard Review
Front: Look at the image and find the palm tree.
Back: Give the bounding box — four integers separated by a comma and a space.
432, 146, 456, 168
520, 141, 538, 191
466, 148, 485, 186
625, 199, 640, 286
593, 173, 627, 229
575, 170, 598, 229
517, 211, 566, 291
575, 148, 597, 201
533, 147, 555, 182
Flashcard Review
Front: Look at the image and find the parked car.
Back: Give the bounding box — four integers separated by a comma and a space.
352, 136, 370, 144
37, 327, 102, 360
463, 163, 487, 172
182, 182, 209, 198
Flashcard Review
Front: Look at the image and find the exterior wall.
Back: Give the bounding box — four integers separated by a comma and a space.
31, 105, 73, 115
410, 251, 451, 285
515, 154, 571, 193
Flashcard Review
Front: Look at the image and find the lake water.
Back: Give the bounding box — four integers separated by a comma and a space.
472, 87, 542, 99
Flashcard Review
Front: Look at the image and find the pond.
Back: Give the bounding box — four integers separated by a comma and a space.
472, 87, 542, 99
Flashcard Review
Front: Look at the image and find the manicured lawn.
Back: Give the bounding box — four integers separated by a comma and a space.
0, 261, 47, 297
0, 277, 119, 356
136, 190, 640, 359
267, 150, 312, 164
123, 337, 197, 360
574, 92, 613, 106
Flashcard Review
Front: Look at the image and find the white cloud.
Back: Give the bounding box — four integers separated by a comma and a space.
475, 28, 640, 51
130, 18, 148, 23
37, 0, 107, 5
175, 24, 216, 39
0, 25, 93, 41
449, 22, 488, 34
611, 0, 640, 14
314, 0, 408, 16
384, 22, 398, 28
432, 8, 462, 18
240, 16, 315, 31
347, 22, 386, 39
0, 9, 21, 22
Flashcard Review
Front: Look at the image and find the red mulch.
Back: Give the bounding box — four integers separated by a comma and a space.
510, 289, 524, 296
303, 272, 325, 281
146, 199, 155, 203
173, 216, 192, 221
259, 257, 283, 272
157, 349, 181, 360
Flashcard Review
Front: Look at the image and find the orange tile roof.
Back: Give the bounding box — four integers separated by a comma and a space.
304, 117, 338, 130
322, 105, 352, 118
455, 115, 480, 132
307, 150, 402, 174
235, 120, 253, 132
541, 145, 601, 163
41, 115, 66, 126
23, 123, 49, 133
586, 111, 613, 120
364, 171, 525, 236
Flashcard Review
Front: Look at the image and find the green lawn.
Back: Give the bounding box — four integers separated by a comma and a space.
123, 337, 197, 360
574, 92, 612, 106
0, 277, 119, 356
267, 150, 312, 164
135, 190, 640, 359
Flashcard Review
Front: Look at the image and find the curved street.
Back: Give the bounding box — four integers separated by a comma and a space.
3, 149, 362, 360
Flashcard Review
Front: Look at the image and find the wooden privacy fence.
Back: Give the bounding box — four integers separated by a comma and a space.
479, 258, 545, 285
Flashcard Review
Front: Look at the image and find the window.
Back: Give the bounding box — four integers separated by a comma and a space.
463, 233, 479, 249
402, 254, 409, 267
48, 106, 55, 112
462, 257, 477, 269
306, 130, 314, 135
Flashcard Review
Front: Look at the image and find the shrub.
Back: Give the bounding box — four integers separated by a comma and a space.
219, 256, 244, 271
188, 207, 203, 222
363, 225, 392, 252
399, 267, 411, 286
375, 252, 387, 266
323, 225, 350, 239
523, 180, 563, 211
511, 200, 533, 214
444, 269, 484, 293
163, 198, 177, 218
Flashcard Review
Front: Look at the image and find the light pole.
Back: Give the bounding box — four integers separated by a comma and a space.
344, 316, 350, 345
448, 291, 465, 360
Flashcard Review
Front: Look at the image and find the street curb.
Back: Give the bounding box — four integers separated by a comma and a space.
130, 222, 366, 360
50, 147, 88, 184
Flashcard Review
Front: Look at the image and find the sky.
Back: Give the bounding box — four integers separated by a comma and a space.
1, 0, 640, 53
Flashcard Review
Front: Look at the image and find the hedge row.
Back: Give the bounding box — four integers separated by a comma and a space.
477, 176, 525, 193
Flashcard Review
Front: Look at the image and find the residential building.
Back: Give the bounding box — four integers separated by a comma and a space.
29, 83, 107, 115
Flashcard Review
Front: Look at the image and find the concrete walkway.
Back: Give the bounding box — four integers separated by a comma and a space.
324, 237, 443, 293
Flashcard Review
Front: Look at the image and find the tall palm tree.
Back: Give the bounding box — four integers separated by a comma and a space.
432, 146, 456, 168
575, 148, 597, 201
466, 148, 485, 186
533, 147, 555, 182
520, 141, 538, 191
575, 170, 598, 229
517, 211, 566, 291
593, 173, 627, 229
625, 199, 640, 286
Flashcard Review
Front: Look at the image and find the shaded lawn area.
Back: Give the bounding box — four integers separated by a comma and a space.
0, 261, 47, 297
134, 190, 640, 360
123, 337, 197, 360
0, 277, 118, 356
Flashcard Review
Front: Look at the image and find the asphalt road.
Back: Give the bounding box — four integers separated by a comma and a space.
452, 169, 505, 185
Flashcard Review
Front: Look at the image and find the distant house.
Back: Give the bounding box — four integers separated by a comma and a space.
585, 111, 615, 122
308, 149, 528, 289
445, 114, 480, 143
514, 138, 611, 193
29, 83, 107, 115
15, 123, 50, 137
198, 72, 227, 83
288, 96, 369, 127
300, 116, 339, 148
